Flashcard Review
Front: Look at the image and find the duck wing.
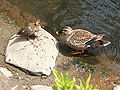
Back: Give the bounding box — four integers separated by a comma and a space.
17, 24, 35, 36
67, 29, 96, 50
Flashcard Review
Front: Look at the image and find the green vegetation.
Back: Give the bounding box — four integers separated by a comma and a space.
52, 69, 75, 90
75, 74, 98, 90
77, 63, 98, 73
85, 66, 98, 73
11, 20, 18, 26
0, 9, 18, 26
0, 9, 6, 13
73, 59, 98, 73
101, 71, 108, 78
5, 19, 18, 26
52, 69, 98, 90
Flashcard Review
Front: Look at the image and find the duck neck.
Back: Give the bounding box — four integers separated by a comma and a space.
63, 33, 73, 43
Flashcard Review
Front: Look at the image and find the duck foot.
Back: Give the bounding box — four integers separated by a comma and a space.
29, 34, 38, 40
71, 50, 84, 55
26, 37, 39, 48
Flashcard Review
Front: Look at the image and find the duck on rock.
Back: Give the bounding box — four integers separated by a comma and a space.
12, 20, 43, 41
56, 26, 111, 55
17, 19, 43, 40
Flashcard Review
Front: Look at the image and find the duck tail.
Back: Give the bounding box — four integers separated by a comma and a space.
100, 39, 111, 46
17, 27, 24, 35
11, 34, 20, 39
94, 34, 105, 40
91, 39, 111, 48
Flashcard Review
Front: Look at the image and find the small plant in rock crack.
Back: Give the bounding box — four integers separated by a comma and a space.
75, 74, 98, 90
52, 69, 75, 90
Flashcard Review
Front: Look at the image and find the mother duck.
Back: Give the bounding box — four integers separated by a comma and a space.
56, 26, 111, 55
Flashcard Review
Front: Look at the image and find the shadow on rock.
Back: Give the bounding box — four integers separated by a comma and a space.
9, 36, 28, 46
9, 34, 39, 46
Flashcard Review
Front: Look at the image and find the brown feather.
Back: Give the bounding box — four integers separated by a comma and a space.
61, 26, 111, 50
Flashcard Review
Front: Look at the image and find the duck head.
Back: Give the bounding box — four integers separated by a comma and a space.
56, 26, 73, 35
34, 19, 43, 26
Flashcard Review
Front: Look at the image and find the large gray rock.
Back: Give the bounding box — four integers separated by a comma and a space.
5, 27, 58, 76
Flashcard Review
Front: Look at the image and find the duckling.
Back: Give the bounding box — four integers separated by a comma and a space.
56, 26, 111, 55
17, 19, 43, 40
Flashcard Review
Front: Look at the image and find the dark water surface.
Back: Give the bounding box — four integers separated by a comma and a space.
6, 0, 120, 61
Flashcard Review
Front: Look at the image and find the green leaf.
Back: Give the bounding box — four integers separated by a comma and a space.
60, 72, 64, 86
88, 84, 93, 90
53, 69, 61, 82
55, 79, 62, 88
66, 79, 70, 84
64, 72, 68, 84
85, 74, 91, 90
52, 85, 59, 90
78, 79, 84, 88
66, 77, 75, 90
75, 85, 81, 90
62, 86, 68, 90
93, 85, 98, 90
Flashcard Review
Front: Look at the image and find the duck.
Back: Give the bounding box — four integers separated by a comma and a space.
56, 26, 111, 55
17, 19, 43, 40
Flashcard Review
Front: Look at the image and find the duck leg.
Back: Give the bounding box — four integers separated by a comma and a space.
27, 36, 39, 48
27, 36, 34, 44
71, 50, 84, 55
26, 34, 37, 44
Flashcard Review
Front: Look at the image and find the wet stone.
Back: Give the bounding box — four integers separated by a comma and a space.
5, 27, 58, 76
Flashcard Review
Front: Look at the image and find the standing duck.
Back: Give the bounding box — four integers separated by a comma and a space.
56, 26, 111, 55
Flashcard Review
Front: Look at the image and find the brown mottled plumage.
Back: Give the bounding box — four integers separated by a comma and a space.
58, 26, 111, 51
17, 19, 42, 39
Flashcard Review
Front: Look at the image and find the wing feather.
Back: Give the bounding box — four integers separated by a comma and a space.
67, 29, 95, 50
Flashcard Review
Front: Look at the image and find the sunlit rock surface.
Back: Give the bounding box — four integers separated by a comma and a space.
5, 27, 58, 76
0, 67, 13, 78
114, 85, 120, 90
30, 85, 53, 90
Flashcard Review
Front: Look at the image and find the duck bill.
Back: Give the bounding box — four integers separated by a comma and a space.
56, 31, 59, 34
56, 31, 62, 35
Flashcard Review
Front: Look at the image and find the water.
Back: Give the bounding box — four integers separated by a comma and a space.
6, 0, 120, 62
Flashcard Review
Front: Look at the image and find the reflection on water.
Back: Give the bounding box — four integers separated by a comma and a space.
6, 0, 120, 61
